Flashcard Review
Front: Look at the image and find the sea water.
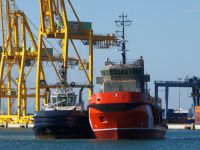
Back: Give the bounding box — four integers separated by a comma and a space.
0, 128, 200, 150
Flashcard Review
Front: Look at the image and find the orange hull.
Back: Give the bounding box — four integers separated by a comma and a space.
92, 128, 166, 140
89, 92, 166, 139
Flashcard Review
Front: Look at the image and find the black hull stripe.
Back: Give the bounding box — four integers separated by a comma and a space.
88, 103, 150, 112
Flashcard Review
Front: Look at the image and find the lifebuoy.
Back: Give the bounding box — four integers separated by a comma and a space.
70, 82, 75, 87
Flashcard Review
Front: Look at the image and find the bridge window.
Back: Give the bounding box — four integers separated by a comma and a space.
110, 70, 114, 75
52, 97, 57, 103
66, 97, 73, 106
113, 69, 116, 75
125, 69, 128, 75
121, 69, 124, 75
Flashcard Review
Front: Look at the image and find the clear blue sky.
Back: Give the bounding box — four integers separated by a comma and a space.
11, 0, 200, 110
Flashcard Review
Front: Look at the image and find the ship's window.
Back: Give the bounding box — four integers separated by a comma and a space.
110, 70, 114, 75
56, 97, 66, 106
125, 69, 128, 75
119, 69, 122, 75
113, 69, 117, 75
57, 97, 63, 102
115, 70, 118, 75
121, 69, 124, 75
129, 69, 132, 74
122, 69, 124, 75
117, 70, 120, 75
52, 97, 57, 103
131, 70, 134, 75
112, 69, 114, 75
66, 97, 73, 106
117, 69, 120, 75
124, 69, 126, 75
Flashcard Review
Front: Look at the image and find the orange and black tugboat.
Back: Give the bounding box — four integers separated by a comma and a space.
88, 14, 166, 139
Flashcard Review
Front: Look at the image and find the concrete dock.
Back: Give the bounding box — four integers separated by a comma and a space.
167, 124, 200, 130
0, 124, 34, 128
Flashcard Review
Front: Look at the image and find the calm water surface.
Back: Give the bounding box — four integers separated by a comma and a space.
0, 129, 200, 150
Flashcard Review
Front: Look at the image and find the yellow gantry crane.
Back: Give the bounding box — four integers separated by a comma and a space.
0, 0, 40, 124
0, 0, 116, 125
36, 0, 116, 111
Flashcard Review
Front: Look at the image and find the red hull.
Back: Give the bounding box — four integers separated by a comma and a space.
93, 128, 166, 140
89, 92, 166, 139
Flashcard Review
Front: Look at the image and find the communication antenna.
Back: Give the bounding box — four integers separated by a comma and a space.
115, 12, 132, 64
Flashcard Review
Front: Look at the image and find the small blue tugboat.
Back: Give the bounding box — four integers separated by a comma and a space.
33, 66, 94, 139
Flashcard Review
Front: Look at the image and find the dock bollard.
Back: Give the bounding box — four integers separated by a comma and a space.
20, 125, 25, 128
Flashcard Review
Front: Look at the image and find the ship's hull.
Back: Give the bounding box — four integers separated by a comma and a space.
89, 92, 166, 139
92, 128, 166, 139
33, 110, 94, 139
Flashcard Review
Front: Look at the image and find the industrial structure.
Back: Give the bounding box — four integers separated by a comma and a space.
155, 76, 200, 123
0, 0, 116, 125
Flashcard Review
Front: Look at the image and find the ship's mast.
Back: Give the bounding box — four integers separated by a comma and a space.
115, 13, 132, 64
